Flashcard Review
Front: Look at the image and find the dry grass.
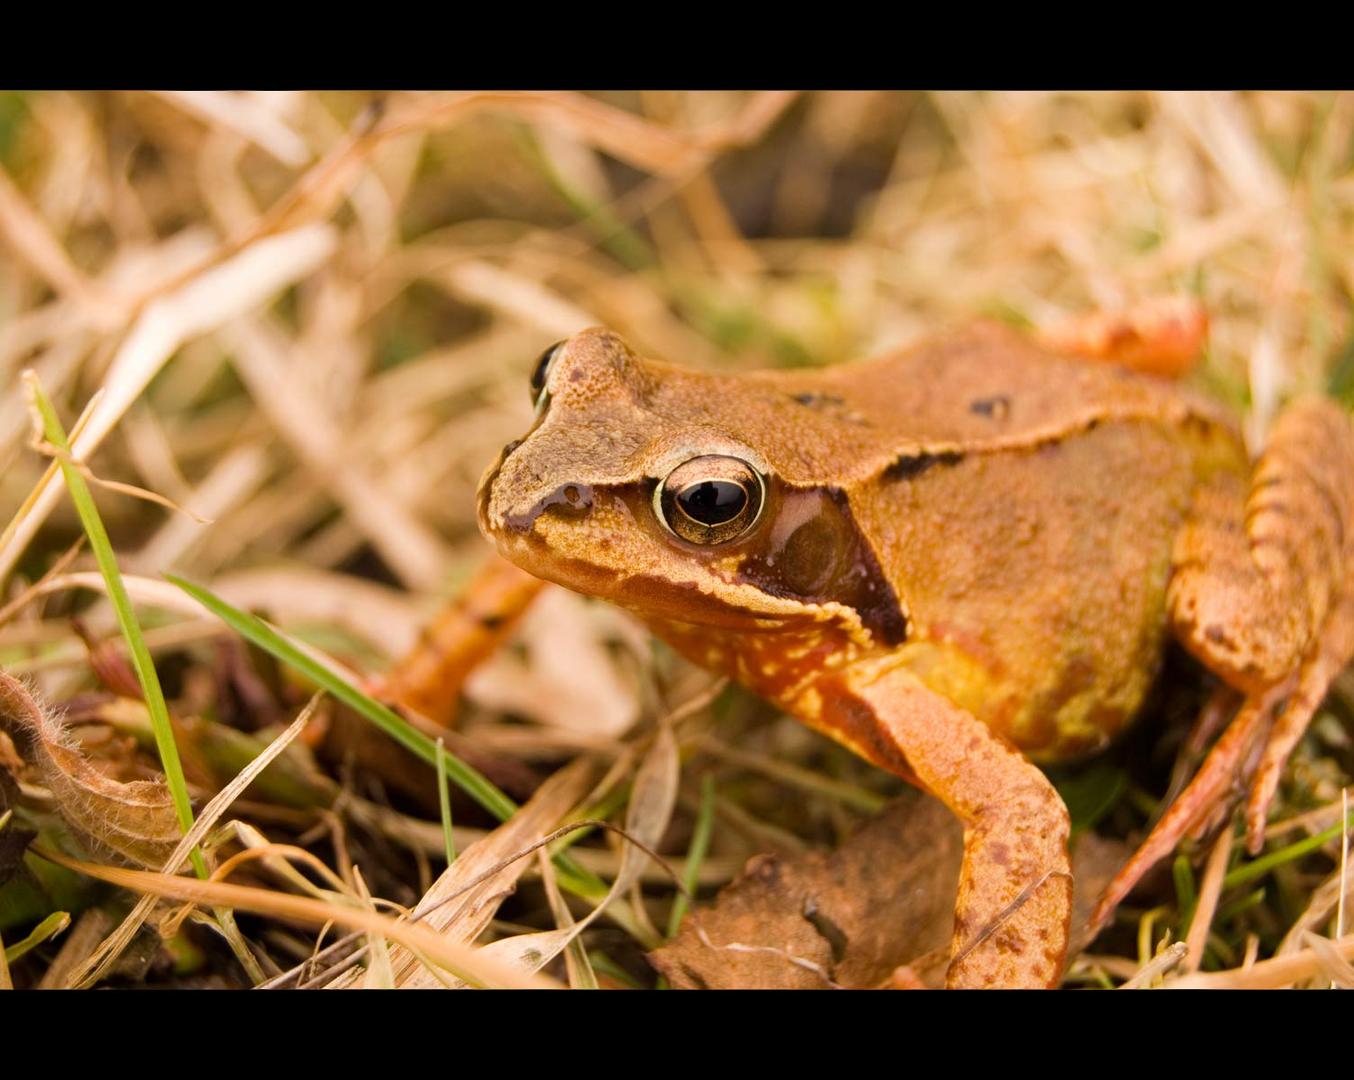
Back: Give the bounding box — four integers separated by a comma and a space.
0, 90, 1352, 989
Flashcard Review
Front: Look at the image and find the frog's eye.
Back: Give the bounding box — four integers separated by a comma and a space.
655, 456, 764, 545
530, 340, 567, 407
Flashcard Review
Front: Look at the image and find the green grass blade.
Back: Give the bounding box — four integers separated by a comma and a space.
1173, 853, 1197, 934
164, 573, 607, 901
1224, 811, 1354, 891
666, 774, 716, 940
166, 572, 514, 820
25, 374, 205, 878
3, 910, 70, 965
436, 737, 456, 865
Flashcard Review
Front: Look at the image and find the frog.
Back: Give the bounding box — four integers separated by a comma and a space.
475, 316, 1354, 988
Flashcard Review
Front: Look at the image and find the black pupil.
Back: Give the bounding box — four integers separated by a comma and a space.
531, 341, 565, 401
677, 480, 747, 525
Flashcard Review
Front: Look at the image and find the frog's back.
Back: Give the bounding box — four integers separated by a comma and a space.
821, 324, 1249, 761
789, 322, 1239, 470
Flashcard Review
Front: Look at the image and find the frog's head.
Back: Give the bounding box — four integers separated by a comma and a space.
476, 328, 905, 646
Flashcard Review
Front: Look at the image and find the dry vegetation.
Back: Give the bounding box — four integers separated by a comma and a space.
0, 90, 1351, 990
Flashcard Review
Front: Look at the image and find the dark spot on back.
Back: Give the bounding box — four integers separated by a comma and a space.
969, 395, 1011, 420
479, 613, 506, 631
1204, 624, 1234, 648
884, 450, 964, 481
789, 391, 846, 409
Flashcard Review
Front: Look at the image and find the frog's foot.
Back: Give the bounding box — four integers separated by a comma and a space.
1090, 398, 1354, 932
1243, 578, 1354, 851
1036, 297, 1208, 378
1087, 684, 1283, 935
376, 553, 545, 726
829, 666, 1072, 988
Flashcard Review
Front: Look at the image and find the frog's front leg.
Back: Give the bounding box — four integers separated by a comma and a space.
812, 664, 1072, 988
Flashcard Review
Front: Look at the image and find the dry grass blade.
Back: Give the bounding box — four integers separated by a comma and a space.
152, 91, 310, 168
67, 696, 321, 989
0, 224, 335, 584
353, 868, 395, 989
1165, 934, 1354, 989
222, 316, 450, 590
475, 717, 679, 977
1340, 788, 1350, 940
329, 758, 596, 989
1299, 930, 1354, 988
33, 847, 562, 990
0, 161, 118, 327
1183, 827, 1234, 973
0, 388, 100, 561
377, 90, 799, 180
1119, 941, 1188, 989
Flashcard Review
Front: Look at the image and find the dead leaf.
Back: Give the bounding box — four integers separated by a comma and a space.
651, 792, 1130, 989
651, 793, 961, 990
0, 670, 180, 868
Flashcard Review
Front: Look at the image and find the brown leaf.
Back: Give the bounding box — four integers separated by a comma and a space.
651, 793, 962, 990
650, 792, 1131, 989
0, 670, 181, 869
71, 617, 143, 701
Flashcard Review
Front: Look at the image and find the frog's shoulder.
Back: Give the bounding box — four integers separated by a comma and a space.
765, 321, 1240, 484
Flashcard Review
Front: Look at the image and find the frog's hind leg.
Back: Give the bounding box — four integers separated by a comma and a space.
376, 553, 545, 726
1169, 398, 1354, 693
1089, 398, 1354, 933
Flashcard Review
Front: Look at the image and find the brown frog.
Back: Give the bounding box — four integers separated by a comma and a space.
476, 315, 1354, 988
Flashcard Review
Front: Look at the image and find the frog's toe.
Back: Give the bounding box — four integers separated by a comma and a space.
1243, 582, 1354, 853
1087, 685, 1285, 937
1092, 576, 1354, 933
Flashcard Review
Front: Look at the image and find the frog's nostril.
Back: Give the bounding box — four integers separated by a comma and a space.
547, 483, 593, 518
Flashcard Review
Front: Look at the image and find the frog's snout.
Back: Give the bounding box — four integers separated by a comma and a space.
477, 438, 595, 543
502, 481, 594, 535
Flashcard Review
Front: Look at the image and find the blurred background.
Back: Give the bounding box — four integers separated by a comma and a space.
1, 91, 1351, 988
